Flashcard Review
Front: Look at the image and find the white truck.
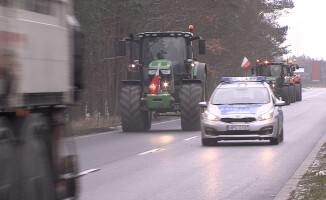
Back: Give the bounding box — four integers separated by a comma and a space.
0, 0, 83, 199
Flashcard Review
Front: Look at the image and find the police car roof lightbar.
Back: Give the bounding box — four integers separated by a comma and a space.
221, 76, 266, 82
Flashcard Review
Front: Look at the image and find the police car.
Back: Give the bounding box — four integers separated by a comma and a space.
199, 77, 285, 146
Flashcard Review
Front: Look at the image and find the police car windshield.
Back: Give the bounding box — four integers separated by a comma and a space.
211, 87, 270, 105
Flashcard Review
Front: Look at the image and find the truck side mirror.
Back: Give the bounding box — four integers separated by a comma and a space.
199, 39, 205, 54
119, 40, 126, 56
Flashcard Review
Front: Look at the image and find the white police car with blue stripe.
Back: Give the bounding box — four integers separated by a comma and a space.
199, 77, 285, 146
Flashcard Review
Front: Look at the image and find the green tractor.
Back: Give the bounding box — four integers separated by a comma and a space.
119, 27, 206, 132
252, 60, 293, 105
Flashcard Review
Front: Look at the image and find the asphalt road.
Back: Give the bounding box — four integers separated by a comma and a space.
76, 88, 326, 200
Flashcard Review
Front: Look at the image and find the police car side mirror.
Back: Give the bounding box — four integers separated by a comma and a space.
275, 101, 285, 107
199, 102, 208, 108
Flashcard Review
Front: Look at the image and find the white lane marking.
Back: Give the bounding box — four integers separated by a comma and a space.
77, 168, 100, 177
184, 136, 199, 141
138, 148, 164, 155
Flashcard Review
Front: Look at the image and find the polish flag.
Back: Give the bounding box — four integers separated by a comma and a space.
241, 57, 251, 68
149, 66, 160, 93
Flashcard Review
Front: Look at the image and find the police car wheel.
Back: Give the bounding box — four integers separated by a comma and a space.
280, 128, 284, 142
270, 133, 280, 145
202, 138, 216, 146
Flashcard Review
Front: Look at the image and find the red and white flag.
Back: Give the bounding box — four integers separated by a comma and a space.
241, 57, 251, 68
149, 66, 160, 93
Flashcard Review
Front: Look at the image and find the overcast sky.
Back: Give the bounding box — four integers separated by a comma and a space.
280, 0, 326, 60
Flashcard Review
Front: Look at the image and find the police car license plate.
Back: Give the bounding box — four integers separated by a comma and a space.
227, 125, 250, 131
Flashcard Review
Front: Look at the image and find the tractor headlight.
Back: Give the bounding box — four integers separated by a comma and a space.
161, 69, 171, 75
163, 82, 169, 88
258, 109, 274, 121
204, 111, 219, 122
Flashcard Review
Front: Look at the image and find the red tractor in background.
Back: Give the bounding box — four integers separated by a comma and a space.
287, 59, 302, 102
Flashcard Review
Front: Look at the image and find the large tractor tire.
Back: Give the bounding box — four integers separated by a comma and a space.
0, 118, 15, 200
18, 114, 56, 200
196, 63, 207, 101
289, 85, 295, 103
295, 83, 302, 101
180, 83, 202, 131
120, 84, 146, 132
281, 86, 290, 105
143, 111, 152, 131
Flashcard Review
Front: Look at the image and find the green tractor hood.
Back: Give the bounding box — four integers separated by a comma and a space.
149, 59, 172, 70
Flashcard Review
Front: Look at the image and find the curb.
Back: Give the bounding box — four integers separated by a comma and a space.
274, 133, 326, 200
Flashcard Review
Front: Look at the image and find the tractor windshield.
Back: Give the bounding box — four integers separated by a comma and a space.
142, 37, 187, 65
263, 65, 282, 77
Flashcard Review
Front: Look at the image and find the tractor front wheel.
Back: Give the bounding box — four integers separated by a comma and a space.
180, 83, 202, 131
120, 84, 145, 132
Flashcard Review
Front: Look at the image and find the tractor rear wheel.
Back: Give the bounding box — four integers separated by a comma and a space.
295, 83, 302, 101
281, 86, 290, 105
289, 85, 295, 103
120, 84, 145, 132
180, 83, 202, 131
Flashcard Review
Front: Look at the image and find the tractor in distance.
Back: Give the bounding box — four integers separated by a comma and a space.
118, 25, 207, 132
287, 59, 302, 102
252, 59, 296, 105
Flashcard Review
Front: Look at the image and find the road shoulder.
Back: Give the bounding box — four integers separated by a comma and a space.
274, 132, 326, 200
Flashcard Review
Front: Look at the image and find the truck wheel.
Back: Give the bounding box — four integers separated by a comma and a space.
180, 83, 202, 131
120, 84, 144, 132
289, 85, 295, 103
295, 83, 302, 101
0, 118, 15, 200
19, 114, 55, 200
281, 86, 290, 105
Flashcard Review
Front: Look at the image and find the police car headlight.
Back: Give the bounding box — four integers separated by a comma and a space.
204, 111, 219, 122
258, 109, 274, 121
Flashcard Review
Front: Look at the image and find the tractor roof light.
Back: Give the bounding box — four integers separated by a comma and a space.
264, 60, 269, 65
189, 25, 194, 32
256, 59, 260, 63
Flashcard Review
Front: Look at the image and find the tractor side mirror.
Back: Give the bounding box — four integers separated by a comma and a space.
296, 65, 299, 69
199, 39, 205, 54
199, 102, 208, 108
119, 40, 126, 56
251, 67, 255, 75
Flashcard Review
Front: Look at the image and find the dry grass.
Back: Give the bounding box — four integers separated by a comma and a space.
289, 143, 326, 200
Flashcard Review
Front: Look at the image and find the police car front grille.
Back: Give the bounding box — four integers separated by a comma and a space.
205, 126, 273, 136
221, 118, 256, 123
